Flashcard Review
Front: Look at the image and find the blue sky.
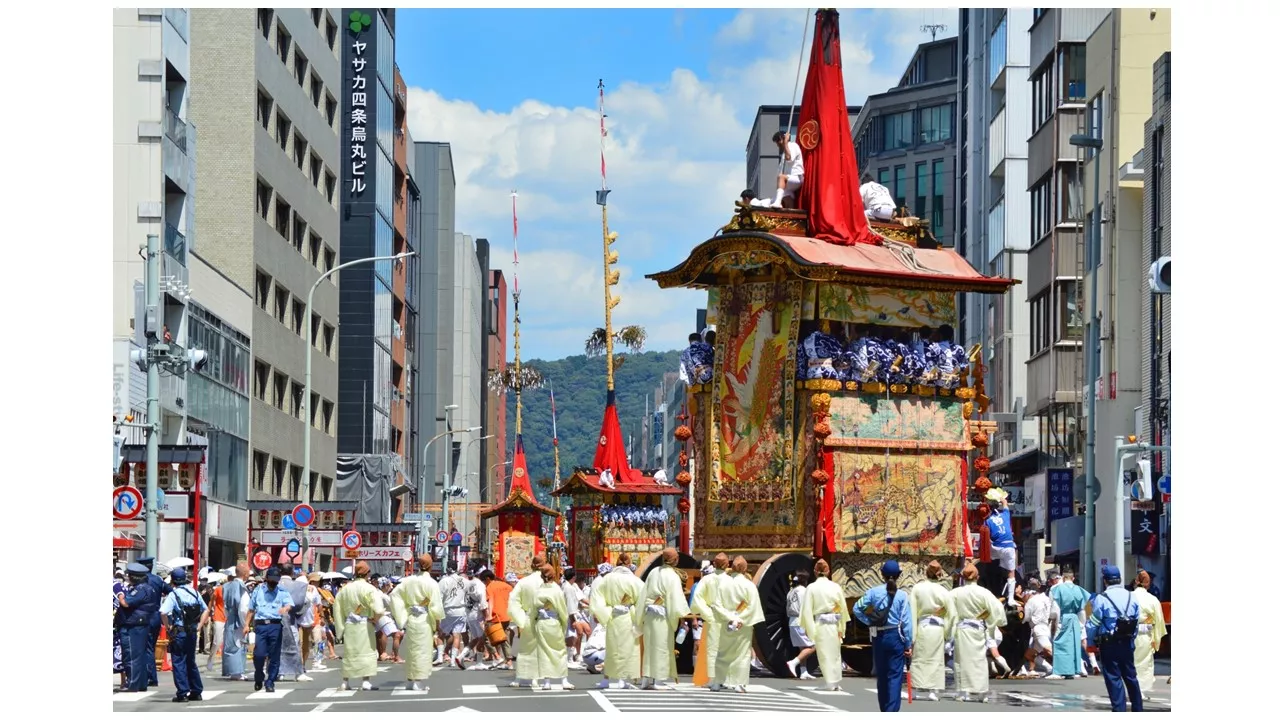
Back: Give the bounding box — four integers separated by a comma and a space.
397, 8, 956, 362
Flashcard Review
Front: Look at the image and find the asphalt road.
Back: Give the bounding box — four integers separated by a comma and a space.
113, 655, 1172, 712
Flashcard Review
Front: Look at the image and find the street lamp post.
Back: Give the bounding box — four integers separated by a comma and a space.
416, 423, 480, 554
1070, 132, 1102, 589
301, 251, 415, 572
462, 434, 493, 559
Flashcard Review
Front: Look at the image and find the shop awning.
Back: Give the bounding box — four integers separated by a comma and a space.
121, 444, 207, 464
989, 444, 1040, 474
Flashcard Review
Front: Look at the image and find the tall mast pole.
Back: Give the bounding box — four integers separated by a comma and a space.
551, 380, 561, 512
511, 190, 523, 436
597, 79, 619, 393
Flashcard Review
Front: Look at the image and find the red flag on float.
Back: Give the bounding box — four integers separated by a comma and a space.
795, 9, 876, 246
510, 435, 535, 497
592, 390, 633, 484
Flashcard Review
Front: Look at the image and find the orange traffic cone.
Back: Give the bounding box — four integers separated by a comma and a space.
159, 626, 172, 672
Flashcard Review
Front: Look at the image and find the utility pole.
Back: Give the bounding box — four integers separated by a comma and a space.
1113, 438, 1169, 583
126, 234, 208, 559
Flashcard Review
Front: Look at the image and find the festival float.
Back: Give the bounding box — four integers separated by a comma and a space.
553, 82, 683, 580
646, 9, 1017, 675
480, 192, 561, 579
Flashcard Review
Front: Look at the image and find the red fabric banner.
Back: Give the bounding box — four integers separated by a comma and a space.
960, 458, 974, 559
510, 435, 535, 498
795, 9, 876, 247
592, 395, 633, 482
815, 448, 837, 557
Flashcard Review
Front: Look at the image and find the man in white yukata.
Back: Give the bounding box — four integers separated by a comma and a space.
1130, 570, 1167, 699
948, 564, 1007, 703
908, 560, 953, 701
798, 559, 850, 692
459, 566, 489, 668
588, 557, 643, 689
1016, 577, 1057, 677
710, 556, 764, 694
691, 553, 730, 688
332, 562, 386, 692
639, 548, 691, 690
506, 557, 549, 689
860, 173, 896, 221
437, 567, 468, 667
389, 555, 444, 691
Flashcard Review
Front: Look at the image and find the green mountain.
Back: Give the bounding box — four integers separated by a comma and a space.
501, 350, 682, 505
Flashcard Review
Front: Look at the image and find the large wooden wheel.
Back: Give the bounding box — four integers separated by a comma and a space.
637, 550, 701, 675
751, 552, 818, 678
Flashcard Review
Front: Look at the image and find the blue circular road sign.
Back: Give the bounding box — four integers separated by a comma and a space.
292, 504, 315, 528
450, 532, 463, 545
282, 513, 297, 530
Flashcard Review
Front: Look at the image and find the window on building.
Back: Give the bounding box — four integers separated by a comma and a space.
292, 213, 306, 253
321, 475, 334, 501
1058, 280, 1083, 340
324, 93, 337, 128
257, 9, 273, 41
310, 312, 321, 348
1086, 93, 1105, 161
877, 168, 890, 187
257, 91, 273, 132
323, 323, 335, 357
275, 110, 291, 153
309, 232, 321, 266
322, 399, 335, 435
1031, 65, 1053, 131
253, 360, 269, 401
880, 110, 914, 152
326, 16, 338, 51
253, 450, 268, 491
1031, 177, 1052, 243
1061, 44, 1086, 103
1086, 209, 1101, 271
918, 104, 954, 144
324, 171, 336, 204
274, 196, 291, 238
1033, 8, 1047, 22
324, 246, 336, 278
273, 283, 289, 324
889, 165, 905, 209
276, 22, 291, 65
290, 382, 304, 420
932, 159, 945, 235
309, 152, 322, 188
309, 392, 320, 428
913, 162, 928, 219
254, 270, 270, 311
291, 298, 305, 336
272, 371, 287, 411
293, 132, 307, 171
256, 179, 271, 220
294, 49, 308, 88
1030, 292, 1051, 353
1059, 165, 1082, 224
310, 73, 323, 109
272, 458, 286, 497
311, 8, 322, 26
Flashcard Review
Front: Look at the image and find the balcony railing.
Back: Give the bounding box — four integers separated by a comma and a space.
164, 107, 188, 153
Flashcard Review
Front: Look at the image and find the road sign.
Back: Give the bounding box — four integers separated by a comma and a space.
113, 486, 143, 520
435, 530, 449, 544
1157, 475, 1170, 495
450, 532, 463, 545
286, 538, 301, 556
282, 513, 297, 530
1130, 482, 1145, 501
342, 530, 363, 551
255, 529, 344, 546
292, 504, 316, 528
357, 547, 413, 561
253, 551, 272, 571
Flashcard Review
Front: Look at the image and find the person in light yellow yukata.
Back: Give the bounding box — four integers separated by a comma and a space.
947, 564, 1007, 703
639, 548, 691, 690
588, 555, 644, 689
711, 556, 764, 694
332, 562, 386, 692
798, 559, 851, 692
1131, 570, 1167, 698
532, 565, 572, 691
389, 555, 444, 692
908, 560, 953, 701
691, 553, 730, 688
506, 557, 548, 689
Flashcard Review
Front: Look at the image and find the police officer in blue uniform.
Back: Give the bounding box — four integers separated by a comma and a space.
853, 560, 914, 712
116, 563, 161, 693
162, 567, 210, 702
138, 557, 171, 687
245, 566, 295, 692
1087, 564, 1144, 712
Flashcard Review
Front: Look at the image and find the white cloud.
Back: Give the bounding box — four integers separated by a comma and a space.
406, 8, 956, 361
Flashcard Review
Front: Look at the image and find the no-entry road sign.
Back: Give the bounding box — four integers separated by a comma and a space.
342, 530, 362, 551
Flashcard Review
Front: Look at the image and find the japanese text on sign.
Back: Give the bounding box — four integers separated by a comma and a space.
1047, 468, 1074, 522
349, 37, 369, 196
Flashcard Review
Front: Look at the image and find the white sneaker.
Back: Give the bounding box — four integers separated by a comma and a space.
786, 659, 800, 678
361, 680, 376, 691
922, 691, 939, 701
340, 681, 352, 691
297, 673, 314, 682
708, 683, 724, 692
596, 680, 612, 690
561, 680, 575, 690
653, 682, 675, 690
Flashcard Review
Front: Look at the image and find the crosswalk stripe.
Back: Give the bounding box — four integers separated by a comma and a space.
198, 690, 226, 700
113, 691, 156, 702
316, 687, 357, 698
247, 688, 294, 699
462, 685, 499, 695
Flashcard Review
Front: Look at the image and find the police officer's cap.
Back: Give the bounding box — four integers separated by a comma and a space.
171, 567, 190, 583
139, 556, 156, 568
126, 562, 150, 576
882, 560, 902, 577
265, 566, 283, 579
1101, 564, 1121, 580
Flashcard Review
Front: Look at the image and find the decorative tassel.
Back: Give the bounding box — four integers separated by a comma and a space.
979, 523, 992, 564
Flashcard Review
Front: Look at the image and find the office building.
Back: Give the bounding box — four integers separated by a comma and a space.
956, 10, 1040, 542
746, 104, 859, 201
334, 9, 417, 517
1078, 9, 1170, 583
190, 8, 344, 508
485, 270, 509, 504
1140, 51, 1172, 592
113, 8, 199, 559
852, 38, 959, 248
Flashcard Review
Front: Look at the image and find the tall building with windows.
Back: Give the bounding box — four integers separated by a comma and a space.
1079, 9, 1170, 585
113, 8, 198, 559
746, 104, 859, 201
1021, 7, 1108, 490
957, 10, 1039, 517
852, 38, 959, 248
190, 8, 344, 507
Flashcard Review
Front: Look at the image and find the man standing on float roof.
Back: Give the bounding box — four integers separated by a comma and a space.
984, 489, 1019, 606
770, 131, 805, 208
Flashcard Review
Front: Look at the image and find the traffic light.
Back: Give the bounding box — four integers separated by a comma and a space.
130, 348, 147, 372
1135, 458, 1152, 500
188, 349, 208, 373
113, 434, 126, 475
605, 231, 621, 310
1149, 257, 1170, 293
